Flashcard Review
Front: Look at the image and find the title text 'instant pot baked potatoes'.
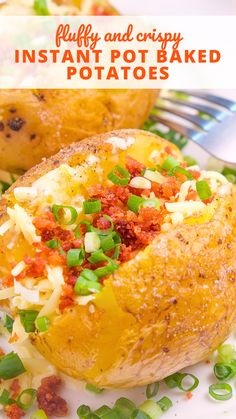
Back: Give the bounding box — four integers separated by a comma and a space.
0, 129, 235, 388
0, 0, 158, 172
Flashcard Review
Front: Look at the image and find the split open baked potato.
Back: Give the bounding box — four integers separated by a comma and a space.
0, 0, 158, 172
0, 129, 235, 388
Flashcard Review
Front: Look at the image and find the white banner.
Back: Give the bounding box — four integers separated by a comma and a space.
0, 16, 236, 89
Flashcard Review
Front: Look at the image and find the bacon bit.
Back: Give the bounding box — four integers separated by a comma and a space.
24, 256, 46, 277
89, 185, 130, 208
59, 284, 74, 312
164, 146, 174, 155
189, 169, 201, 180
125, 156, 145, 177
37, 376, 68, 417
152, 178, 181, 200
0, 347, 5, 356
5, 404, 25, 419
10, 379, 21, 399
186, 189, 198, 201
34, 213, 74, 243
47, 251, 65, 267
204, 195, 215, 204
2, 275, 14, 288
185, 391, 193, 400
8, 333, 19, 344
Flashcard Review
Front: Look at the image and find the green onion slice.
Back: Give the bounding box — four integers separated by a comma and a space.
196, 180, 212, 201
164, 373, 181, 388
35, 316, 50, 333
0, 389, 15, 406
146, 382, 159, 399
172, 166, 194, 180
85, 383, 104, 394
162, 156, 179, 171
142, 198, 160, 209
74, 277, 102, 296
46, 239, 58, 249
52, 204, 78, 225
83, 199, 101, 215
184, 156, 198, 167
0, 352, 26, 380
30, 410, 48, 419
67, 248, 85, 267
214, 363, 236, 381
94, 259, 118, 278
131, 409, 150, 419
114, 398, 137, 418
17, 388, 37, 411
108, 165, 131, 186
209, 382, 233, 401
80, 269, 98, 282
19, 310, 39, 333
176, 373, 199, 392
90, 215, 114, 235
100, 235, 116, 252
94, 405, 112, 416
88, 250, 107, 264
113, 244, 121, 260
128, 194, 145, 214
33, 0, 50, 15
139, 399, 162, 418
77, 405, 91, 418
4, 314, 14, 333
218, 344, 236, 363
157, 396, 173, 412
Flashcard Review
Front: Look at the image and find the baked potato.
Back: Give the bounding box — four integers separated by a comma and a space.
0, 129, 235, 388
0, 0, 158, 173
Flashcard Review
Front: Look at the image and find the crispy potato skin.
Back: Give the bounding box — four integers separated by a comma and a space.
0, 89, 158, 172
0, 0, 158, 172
1, 129, 236, 388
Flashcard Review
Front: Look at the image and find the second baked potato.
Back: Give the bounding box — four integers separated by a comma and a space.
0, 129, 235, 388
0, 0, 158, 172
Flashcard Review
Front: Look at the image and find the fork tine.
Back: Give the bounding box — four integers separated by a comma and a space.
160, 97, 227, 122
174, 90, 236, 112
149, 114, 204, 141
155, 104, 216, 131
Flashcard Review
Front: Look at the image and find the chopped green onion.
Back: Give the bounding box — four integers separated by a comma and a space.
100, 235, 116, 252
214, 363, 236, 381
90, 215, 114, 235
108, 165, 131, 186
80, 269, 98, 282
74, 277, 102, 296
17, 388, 37, 411
4, 314, 14, 333
113, 244, 121, 260
0, 389, 14, 406
131, 409, 150, 419
142, 198, 160, 209
0, 352, 26, 379
222, 167, 236, 177
196, 180, 212, 201
77, 405, 91, 418
209, 382, 233, 401
157, 396, 173, 412
83, 199, 101, 214
52, 204, 78, 225
184, 156, 198, 167
164, 373, 181, 388
35, 316, 50, 333
128, 194, 145, 214
33, 0, 50, 15
218, 344, 236, 363
176, 373, 199, 392
139, 399, 162, 418
114, 398, 137, 418
94, 259, 118, 278
172, 166, 194, 180
19, 310, 39, 333
94, 405, 112, 416
162, 156, 179, 171
85, 383, 104, 394
46, 239, 58, 249
225, 174, 236, 184
74, 225, 81, 239
88, 250, 107, 264
146, 382, 159, 399
30, 410, 48, 419
67, 248, 84, 267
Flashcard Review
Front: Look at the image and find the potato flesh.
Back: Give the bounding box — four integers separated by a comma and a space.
1, 130, 235, 388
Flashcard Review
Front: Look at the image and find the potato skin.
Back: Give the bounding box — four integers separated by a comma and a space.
1, 129, 235, 388
0, 89, 158, 172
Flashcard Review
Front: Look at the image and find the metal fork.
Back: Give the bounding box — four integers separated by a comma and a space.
151, 90, 236, 165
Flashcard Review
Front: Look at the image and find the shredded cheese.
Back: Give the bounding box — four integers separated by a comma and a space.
11, 261, 26, 277
0, 219, 13, 236
7, 204, 41, 244
0, 287, 15, 300
165, 200, 206, 216
106, 136, 135, 151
